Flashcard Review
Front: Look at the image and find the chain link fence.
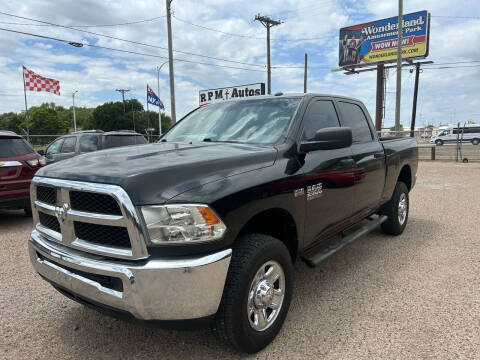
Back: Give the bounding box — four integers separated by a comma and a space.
377, 130, 480, 162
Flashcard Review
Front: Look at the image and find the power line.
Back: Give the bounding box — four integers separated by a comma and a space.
422, 60, 480, 66
172, 15, 336, 42
0, 16, 166, 27
0, 27, 267, 72
173, 15, 264, 40
432, 15, 480, 20
0, 11, 265, 68
422, 64, 480, 70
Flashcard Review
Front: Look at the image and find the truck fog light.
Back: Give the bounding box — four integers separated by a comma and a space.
141, 204, 226, 244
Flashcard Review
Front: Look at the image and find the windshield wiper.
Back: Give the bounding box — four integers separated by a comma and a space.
202, 138, 243, 144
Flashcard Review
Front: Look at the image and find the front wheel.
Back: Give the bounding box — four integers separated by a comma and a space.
380, 181, 409, 235
213, 234, 293, 353
472, 138, 480, 145
435, 139, 444, 146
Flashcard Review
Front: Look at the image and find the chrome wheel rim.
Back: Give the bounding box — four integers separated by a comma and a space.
398, 193, 407, 226
247, 260, 285, 332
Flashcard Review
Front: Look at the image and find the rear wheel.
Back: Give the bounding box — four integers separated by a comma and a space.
213, 234, 293, 353
435, 139, 443, 146
380, 181, 409, 235
472, 138, 479, 145
24, 208, 32, 217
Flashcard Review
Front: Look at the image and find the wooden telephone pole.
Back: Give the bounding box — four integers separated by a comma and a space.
255, 14, 282, 95
116, 89, 130, 113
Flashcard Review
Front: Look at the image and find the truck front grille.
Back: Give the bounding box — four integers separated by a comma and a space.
37, 186, 56, 205
74, 222, 131, 249
31, 177, 148, 260
70, 191, 122, 215
39, 212, 60, 233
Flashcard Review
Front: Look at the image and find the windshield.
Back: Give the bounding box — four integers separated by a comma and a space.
104, 135, 147, 148
162, 98, 301, 144
0, 137, 34, 157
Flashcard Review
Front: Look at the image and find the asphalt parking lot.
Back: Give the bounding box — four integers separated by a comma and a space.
1, 161, 479, 359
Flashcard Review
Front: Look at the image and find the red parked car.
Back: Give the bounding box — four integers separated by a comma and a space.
0, 131, 46, 215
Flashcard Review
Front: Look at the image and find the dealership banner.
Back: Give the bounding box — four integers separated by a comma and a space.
199, 83, 265, 106
339, 10, 429, 68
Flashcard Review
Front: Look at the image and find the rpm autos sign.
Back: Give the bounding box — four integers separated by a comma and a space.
199, 83, 265, 106
339, 10, 429, 68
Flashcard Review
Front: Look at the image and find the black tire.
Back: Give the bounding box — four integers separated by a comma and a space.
380, 181, 409, 235
435, 139, 443, 146
472, 138, 480, 145
213, 234, 293, 353
24, 208, 32, 217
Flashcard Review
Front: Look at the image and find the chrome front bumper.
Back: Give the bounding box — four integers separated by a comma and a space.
29, 230, 232, 321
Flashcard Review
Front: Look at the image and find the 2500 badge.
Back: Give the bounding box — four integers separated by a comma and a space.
306, 183, 323, 200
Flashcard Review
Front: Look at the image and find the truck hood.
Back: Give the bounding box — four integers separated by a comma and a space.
36, 142, 277, 204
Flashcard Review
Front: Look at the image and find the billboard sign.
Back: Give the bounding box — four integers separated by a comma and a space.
339, 10, 429, 68
199, 83, 265, 106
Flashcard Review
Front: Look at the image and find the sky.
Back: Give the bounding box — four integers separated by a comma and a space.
0, 0, 479, 127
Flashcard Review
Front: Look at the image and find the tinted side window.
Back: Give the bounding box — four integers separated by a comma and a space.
61, 137, 77, 153
338, 102, 373, 142
104, 135, 147, 148
0, 137, 34, 157
301, 100, 340, 141
46, 138, 64, 155
80, 135, 99, 152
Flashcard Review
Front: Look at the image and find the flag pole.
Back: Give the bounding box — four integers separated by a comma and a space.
157, 66, 162, 137
146, 85, 150, 142
22, 66, 30, 143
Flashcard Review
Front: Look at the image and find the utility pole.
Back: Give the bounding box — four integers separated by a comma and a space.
409, 63, 421, 137
255, 14, 282, 95
375, 63, 385, 132
394, 0, 403, 132
157, 61, 168, 135
166, 0, 176, 123
131, 101, 136, 132
304, 53, 308, 93
116, 89, 130, 112
72, 90, 78, 132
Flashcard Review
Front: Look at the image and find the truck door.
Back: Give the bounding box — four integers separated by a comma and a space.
56, 136, 77, 162
299, 97, 355, 247
336, 100, 385, 215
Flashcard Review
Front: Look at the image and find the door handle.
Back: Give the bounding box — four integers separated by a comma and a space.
374, 152, 385, 158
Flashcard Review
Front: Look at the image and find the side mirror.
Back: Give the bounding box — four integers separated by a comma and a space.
37, 149, 45, 156
299, 127, 352, 153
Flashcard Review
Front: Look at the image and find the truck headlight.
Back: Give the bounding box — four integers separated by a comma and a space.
141, 204, 227, 245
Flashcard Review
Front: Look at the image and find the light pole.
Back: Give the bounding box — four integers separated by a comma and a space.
157, 61, 168, 136
72, 90, 78, 132
166, 0, 176, 124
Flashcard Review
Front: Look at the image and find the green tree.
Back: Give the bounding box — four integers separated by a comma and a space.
90, 99, 172, 135
389, 124, 404, 131
91, 100, 142, 131
23, 107, 68, 135
0, 112, 24, 133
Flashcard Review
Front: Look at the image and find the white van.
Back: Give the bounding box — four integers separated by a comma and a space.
431, 124, 480, 146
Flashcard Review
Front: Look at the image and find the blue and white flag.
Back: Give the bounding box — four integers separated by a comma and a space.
147, 84, 164, 110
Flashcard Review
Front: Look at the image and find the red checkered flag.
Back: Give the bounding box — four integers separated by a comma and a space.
23, 66, 60, 95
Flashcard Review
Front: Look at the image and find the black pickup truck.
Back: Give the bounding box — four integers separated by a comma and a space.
28, 94, 418, 353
